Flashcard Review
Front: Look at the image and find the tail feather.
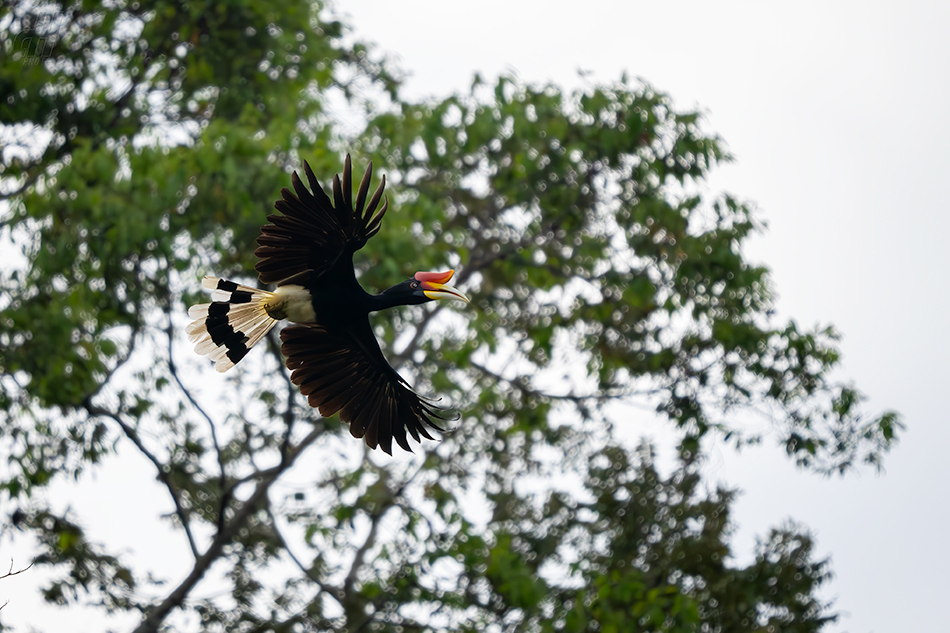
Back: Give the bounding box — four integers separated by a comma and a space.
187, 276, 279, 372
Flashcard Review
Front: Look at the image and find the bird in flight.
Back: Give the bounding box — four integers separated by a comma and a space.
186, 156, 469, 454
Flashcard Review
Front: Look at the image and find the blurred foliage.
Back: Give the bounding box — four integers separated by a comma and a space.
0, 0, 898, 631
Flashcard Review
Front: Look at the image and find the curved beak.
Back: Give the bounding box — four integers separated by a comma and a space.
415, 269, 470, 304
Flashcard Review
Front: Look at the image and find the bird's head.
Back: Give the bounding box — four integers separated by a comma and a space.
382, 270, 470, 305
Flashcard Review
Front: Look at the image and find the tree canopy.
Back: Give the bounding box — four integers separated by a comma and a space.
0, 1, 900, 631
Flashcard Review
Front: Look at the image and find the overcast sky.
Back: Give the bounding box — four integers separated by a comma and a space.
337, 1, 950, 631
4, 2, 948, 632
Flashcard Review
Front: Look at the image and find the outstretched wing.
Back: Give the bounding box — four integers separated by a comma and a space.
254, 155, 389, 286
280, 321, 454, 455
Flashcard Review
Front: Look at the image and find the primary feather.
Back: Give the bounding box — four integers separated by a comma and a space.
187, 156, 467, 454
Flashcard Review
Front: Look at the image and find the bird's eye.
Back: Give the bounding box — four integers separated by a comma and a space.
410, 281, 419, 289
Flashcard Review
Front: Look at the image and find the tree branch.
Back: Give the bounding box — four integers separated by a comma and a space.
266, 328, 297, 452
265, 506, 345, 608
0, 559, 32, 580
83, 401, 200, 559
469, 359, 652, 404
164, 305, 230, 531
342, 464, 427, 630
389, 304, 443, 368
131, 425, 325, 633
342, 470, 391, 601
0, 559, 33, 611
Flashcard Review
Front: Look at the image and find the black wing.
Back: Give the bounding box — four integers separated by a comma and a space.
280, 321, 454, 454
254, 155, 389, 286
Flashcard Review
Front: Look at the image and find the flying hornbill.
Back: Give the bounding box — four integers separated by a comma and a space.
186, 156, 469, 454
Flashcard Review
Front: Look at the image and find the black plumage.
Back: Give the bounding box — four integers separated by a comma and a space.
187, 156, 469, 454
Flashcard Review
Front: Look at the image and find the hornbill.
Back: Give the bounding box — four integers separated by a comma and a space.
186, 156, 469, 454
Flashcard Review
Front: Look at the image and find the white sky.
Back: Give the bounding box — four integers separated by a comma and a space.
337, 1, 950, 631
3, 2, 948, 632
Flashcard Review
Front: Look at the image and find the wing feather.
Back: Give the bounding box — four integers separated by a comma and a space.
255, 155, 389, 286
280, 323, 452, 454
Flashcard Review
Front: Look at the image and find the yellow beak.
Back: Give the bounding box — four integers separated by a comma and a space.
416, 270, 470, 303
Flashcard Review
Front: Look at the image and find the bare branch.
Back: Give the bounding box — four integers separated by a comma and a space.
342, 463, 426, 630
83, 401, 200, 559
342, 469, 392, 599
131, 425, 325, 633
389, 304, 443, 368
167, 318, 225, 470
469, 359, 654, 404
0, 559, 33, 580
164, 305, 230, 531
265, 328, 297, 451
265, 506, 345, 608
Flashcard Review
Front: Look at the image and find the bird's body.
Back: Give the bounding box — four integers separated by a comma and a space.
186, 156, 468, 454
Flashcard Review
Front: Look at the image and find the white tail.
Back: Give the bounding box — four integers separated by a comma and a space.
186, 276, 279, 372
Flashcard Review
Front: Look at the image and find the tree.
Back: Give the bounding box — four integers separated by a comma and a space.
0, 1, 899, 631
